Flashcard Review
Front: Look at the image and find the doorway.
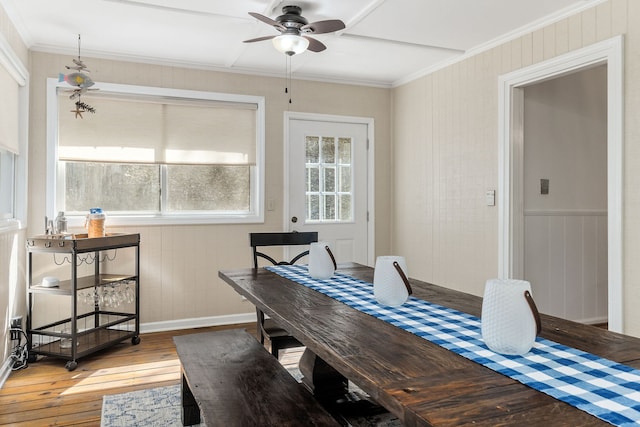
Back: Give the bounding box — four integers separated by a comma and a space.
498, 36, 624, 332
522, 65, 607, 324
285, 112, 375, 266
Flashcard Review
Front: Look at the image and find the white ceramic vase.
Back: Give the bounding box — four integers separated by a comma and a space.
308, 242, 337, 279
373, 256, 412, 306
481, 279, 541, 355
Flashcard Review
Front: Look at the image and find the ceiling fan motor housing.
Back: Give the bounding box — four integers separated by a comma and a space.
277, 5, 308, 29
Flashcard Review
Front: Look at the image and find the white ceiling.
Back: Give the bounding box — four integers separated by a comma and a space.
2, 0, 600, 87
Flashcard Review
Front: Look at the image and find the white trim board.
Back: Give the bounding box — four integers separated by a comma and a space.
283, 111, 376, 267
139, 312, 256, 334
498, 35, 624, 333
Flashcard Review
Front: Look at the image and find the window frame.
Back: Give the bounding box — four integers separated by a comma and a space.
0, 33, 28, 234
46, 79, 265, 227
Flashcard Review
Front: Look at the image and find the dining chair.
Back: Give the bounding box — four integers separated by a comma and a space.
249, 231, 318, 358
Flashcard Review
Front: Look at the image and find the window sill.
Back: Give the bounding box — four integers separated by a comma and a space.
65, 213, 265, 228
0, 219, 23, 234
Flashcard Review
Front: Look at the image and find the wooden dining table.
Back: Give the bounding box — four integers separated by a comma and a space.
219, 263, 640, 427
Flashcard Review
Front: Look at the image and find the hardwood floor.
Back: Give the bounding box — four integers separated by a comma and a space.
0, 323, 258, 427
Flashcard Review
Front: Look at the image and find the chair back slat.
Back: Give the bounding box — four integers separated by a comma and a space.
250, 232, 318, 268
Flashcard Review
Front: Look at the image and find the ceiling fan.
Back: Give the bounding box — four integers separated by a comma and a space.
244, 5, 345, 55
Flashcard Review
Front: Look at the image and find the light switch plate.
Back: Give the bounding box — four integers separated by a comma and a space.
486, 190, 495, 206
540, 179, 549, 195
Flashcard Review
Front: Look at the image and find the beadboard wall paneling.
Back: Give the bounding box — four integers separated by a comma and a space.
393, 52, 500, 297
524, 212, 608, 324
391, 0, 640, 334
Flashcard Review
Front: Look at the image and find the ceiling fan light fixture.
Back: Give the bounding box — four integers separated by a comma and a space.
272, 34, 309, 56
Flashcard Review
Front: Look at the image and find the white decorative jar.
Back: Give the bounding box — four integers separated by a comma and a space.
373, 256, 412, 307
481, 279, 541, 355
308, 242, 337, 279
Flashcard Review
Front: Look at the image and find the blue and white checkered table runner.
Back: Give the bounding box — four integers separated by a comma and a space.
266, 264, 640, 426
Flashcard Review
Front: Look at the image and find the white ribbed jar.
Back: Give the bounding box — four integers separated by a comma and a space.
308, 242, 336, 279
481, 279, 537, 355
373, 256, 409, 307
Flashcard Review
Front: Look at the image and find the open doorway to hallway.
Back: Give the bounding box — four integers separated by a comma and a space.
522, 65, 607, 325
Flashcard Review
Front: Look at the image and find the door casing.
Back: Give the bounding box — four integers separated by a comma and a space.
498, 36, 624, 332
284, 111, 375, 266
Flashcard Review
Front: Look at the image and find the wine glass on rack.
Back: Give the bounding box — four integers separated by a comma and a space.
124, 281, 135, 304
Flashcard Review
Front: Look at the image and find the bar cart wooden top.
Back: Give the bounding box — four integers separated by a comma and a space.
26, 233, 140, 253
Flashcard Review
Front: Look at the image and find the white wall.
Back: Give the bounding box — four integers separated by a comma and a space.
392, 0, 640, 336
523, 66, 608, 323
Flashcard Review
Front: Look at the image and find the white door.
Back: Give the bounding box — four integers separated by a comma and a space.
287, 117, 370, 265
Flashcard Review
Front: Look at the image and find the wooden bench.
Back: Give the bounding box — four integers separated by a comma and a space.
173, 329, 340, 426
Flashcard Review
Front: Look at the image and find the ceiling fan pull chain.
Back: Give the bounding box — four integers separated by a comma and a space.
289, 55, 292, 104
284, 55, 288, 96
287, 55, 293, 104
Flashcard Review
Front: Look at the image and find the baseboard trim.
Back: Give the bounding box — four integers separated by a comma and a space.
139, 312, 256, 334
0, 357, 14, 390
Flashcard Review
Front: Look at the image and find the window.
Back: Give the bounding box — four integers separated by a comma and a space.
47, 80, 265, 225
0, 37, 28, 231
305, 135, 353, 222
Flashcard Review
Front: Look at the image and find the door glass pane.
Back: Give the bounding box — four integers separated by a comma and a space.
339, 166, 351, 192
307, 167, 319, 192
324, 194, 336, 220
307, 194, 319, 220
340, 195, 352, 221
338, 138, 351, 164
306, 136, 319, 163
324, 167, 336, 192
321, 137, 335, 163
304, 134, 354, 223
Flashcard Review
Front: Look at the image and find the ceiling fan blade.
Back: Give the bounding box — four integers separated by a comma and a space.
304, 36, 326, 53
248, 12, 286, 31
243, 35, 277, 43
301, 19, 345, 34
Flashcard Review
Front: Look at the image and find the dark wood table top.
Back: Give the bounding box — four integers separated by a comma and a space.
219, 263, 640, 427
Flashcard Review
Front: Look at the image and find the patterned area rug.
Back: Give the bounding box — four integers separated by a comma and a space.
101, 381, 402, 427
101, 384, 195, 427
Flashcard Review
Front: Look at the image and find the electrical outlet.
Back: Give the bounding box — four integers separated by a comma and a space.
10, 316, 22, 341
10, 316, 22, 330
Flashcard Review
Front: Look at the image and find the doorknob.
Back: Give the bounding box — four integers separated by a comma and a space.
291, 216, 298, 223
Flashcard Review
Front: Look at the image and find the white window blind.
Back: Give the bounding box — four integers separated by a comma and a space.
58, 93, 257, 165
0, 63, 20, 154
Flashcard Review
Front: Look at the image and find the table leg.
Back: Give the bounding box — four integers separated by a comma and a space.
180, 372, 200, 426
299, 348, 348, 404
